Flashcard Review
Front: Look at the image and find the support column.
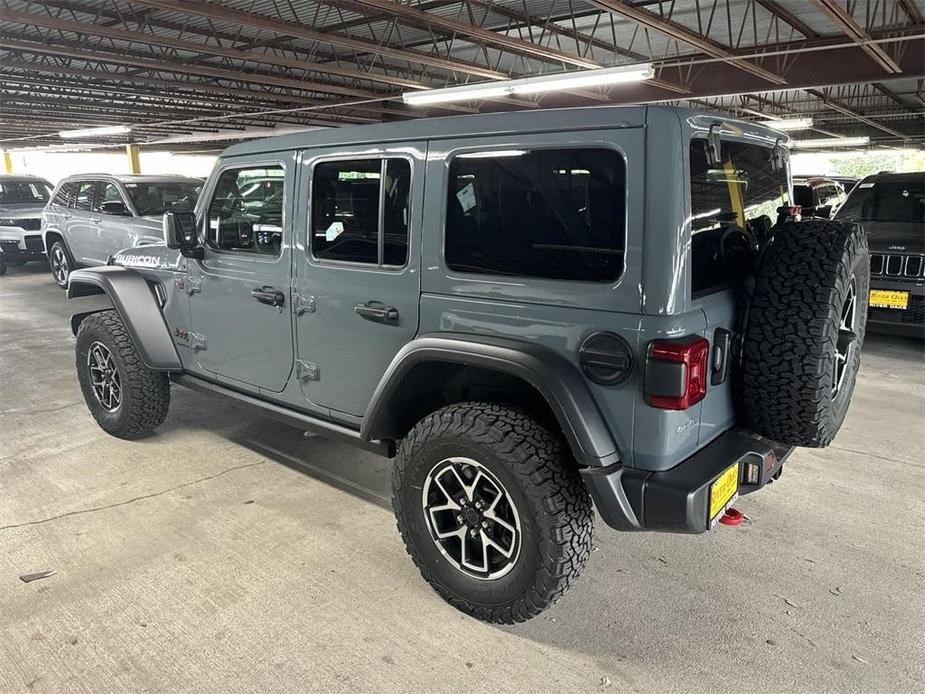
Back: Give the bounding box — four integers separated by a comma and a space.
125, 144, 140, 174
2, 151, 12, 174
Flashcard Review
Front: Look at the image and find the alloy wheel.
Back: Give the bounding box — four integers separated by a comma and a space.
421, 457, 522, 580
833, 275, 857, 397
88, 341, 122, 411
52, 246, 69, 285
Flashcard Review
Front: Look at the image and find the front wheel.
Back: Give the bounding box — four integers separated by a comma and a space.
76, 310, 171, 439
49, 240, 71, 289
393, 403, 593, 623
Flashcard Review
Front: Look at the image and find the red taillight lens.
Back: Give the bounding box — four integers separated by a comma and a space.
646, 337, 710, 410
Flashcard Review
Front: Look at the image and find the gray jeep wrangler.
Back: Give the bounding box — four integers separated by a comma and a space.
67, 106, 868, 623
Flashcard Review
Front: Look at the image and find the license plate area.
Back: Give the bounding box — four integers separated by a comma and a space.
870, 289, 909, 310
709, 463, 739, 525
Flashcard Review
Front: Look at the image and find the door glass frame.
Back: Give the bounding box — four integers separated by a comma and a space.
197, 158, 289, 262
305, 152, 415, 272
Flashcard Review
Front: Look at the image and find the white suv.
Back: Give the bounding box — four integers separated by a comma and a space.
0, 175, 53, 276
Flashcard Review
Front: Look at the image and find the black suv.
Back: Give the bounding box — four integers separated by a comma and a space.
835, 172, 924, 338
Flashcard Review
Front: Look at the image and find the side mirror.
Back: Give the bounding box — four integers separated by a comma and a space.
163, 211, 202, 258
815, 205, 832, 219
100, 200, 129, 216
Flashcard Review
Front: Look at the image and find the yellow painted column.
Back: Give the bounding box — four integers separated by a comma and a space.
2, 151, 13, 174
125, 144, 141, 174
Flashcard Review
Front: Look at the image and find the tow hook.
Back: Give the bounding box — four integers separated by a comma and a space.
719, 508, 746, 526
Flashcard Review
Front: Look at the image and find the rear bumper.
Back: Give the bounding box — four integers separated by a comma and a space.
581, 428, 794, 534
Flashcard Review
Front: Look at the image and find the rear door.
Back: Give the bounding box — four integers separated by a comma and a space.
186, 159, 294, 393
95, 181, 134, 254
67, 180, 101, 264
292, 144, 424, 417
688, 135, 791, 444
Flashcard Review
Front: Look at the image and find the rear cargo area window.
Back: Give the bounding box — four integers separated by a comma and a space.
689, 139, 789, 294
444, 148, 625, 282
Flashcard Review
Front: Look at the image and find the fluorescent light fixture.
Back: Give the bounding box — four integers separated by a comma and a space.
760, 117, 813, 131
457, 150, 527, 159
58, 125, 131, 139
402, 63, 655, 106
790, 136, 870, 149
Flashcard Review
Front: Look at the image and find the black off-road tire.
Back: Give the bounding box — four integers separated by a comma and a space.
76, 310, 170, 439
393, 402, 593, 624
49, 240, 73, 289
742, 220, 868, 447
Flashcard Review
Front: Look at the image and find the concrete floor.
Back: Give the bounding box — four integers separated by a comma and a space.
1, 261, 923, 694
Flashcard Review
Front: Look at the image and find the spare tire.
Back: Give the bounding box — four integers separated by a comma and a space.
742, 219, 868, 447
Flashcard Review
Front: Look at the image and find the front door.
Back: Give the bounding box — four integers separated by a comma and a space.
187, 160, 294, 393
293, 144, 424, 417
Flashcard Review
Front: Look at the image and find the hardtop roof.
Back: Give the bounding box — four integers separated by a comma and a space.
221, 104, 778, 159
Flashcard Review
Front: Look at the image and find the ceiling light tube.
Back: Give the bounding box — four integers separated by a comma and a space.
58, 125, 131, 139
759, 117, 813, 131
790, 136, 870, 149
402, 63, 654, 106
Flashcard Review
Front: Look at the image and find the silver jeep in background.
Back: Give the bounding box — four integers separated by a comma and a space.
42, 174, 202, 288
0, 174, 53, 276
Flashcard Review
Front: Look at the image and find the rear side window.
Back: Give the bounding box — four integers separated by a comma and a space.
444, 148, 625, 282
74, 182, 96, 211
206, 165, 284, 256
311, 158, 411, 266
52, 182, 76, 207
689, 139, 789, 294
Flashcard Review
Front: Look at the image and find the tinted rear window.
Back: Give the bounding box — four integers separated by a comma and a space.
835, 179, 924, 224
444, 148, 625, 282
689, 139, 789, 294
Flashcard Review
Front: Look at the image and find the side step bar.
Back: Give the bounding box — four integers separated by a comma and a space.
171, 373, 395, 458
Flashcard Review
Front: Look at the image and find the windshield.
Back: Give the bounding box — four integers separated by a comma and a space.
835, 179, 924, 224
124, 181, 201, 216
0, 180, 52, 205
689, 138, 789, 293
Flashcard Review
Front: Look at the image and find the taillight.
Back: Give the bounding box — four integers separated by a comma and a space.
645, 336, 710, 410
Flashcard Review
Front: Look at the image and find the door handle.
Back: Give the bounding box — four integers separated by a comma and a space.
63, 212, 72, 220
251, 286, 285, 308
90, 216, 101, 223
354, 301, 399, 324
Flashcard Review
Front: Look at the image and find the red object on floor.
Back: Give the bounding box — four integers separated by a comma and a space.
719, 508, 745, 526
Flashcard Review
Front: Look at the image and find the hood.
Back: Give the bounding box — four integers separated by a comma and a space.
860, 221, 924, 254
0, 203, 47, 216
111, 243, 184, 271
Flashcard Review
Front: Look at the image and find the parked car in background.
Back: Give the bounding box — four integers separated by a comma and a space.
42, 174, 202, 288
835, 172, 925, 338
792, 176, 848, 218
798, 174, 860, 194
0, 174, 53, 276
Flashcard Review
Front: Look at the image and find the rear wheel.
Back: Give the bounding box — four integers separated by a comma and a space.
393, 402, 593, 623
49, 240, 71, 289
76, 310, 170, 439
742, 220, 868, 447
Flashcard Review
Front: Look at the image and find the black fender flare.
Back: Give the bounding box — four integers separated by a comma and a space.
361, 333, 621, 467
67, 266, 181, 371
